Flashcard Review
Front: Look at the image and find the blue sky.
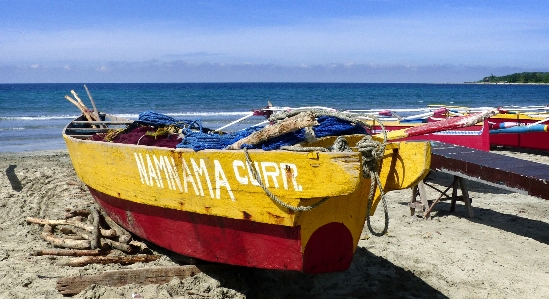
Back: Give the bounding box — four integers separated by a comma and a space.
1, 0, 548, 83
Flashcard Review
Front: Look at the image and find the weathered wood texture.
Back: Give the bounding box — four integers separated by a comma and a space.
56, 265, 207, 295
227, 111, 318, 149
58, 254, 160, 267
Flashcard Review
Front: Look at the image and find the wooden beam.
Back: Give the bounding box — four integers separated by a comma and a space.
56, 265, 225, 296
71, 121, 133, 125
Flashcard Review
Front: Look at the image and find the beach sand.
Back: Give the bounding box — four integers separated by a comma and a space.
2, 149, 549, 299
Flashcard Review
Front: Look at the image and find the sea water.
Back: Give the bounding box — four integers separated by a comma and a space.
1, 83, 548, 152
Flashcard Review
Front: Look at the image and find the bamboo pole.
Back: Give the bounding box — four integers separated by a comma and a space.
84, 84, 102, 125
64, 95, 95, 122
373, 108, 499, 142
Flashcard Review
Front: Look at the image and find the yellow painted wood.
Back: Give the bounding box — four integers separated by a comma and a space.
298, 140, 431, 253
64, 132, 430, 252
64, 135, 362, 227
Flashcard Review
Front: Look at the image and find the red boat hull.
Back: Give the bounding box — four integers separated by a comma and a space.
88, 188, 355, 273
489, 118, 549, 151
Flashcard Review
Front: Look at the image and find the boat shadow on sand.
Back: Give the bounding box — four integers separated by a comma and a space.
410, 172, 549, 246
160, 246, 448, 299
433, 202, 549, 246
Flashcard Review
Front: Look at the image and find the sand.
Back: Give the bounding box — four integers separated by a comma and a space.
1, 148, 549, 299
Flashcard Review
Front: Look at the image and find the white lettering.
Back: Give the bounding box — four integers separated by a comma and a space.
146, 154, 161, 187
246, 161, 261, 186
181, 159, 199, 195
134, 153, 151, 186
164, 156, 182, 191
261, 162, 280, 188
153, 155, 166, 189
214, 160, 234, 201
233, 160, 248, 185
191, 158, 214, 198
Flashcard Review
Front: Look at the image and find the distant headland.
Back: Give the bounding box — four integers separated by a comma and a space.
466, 72, 549, 84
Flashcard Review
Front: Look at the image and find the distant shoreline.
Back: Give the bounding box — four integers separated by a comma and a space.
463, 82, 549, 85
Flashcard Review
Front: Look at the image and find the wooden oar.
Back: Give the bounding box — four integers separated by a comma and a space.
372, 108, 498, 142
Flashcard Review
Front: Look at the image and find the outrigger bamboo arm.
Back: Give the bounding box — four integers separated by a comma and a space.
372, 108, 499, 142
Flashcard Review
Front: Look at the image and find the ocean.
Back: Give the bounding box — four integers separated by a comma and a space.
1, 83, 548, 153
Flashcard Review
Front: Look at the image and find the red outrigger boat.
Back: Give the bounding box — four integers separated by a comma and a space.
349, 106, 549, 152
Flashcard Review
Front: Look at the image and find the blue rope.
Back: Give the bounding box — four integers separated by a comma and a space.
176, 126, 263, 151
137, 110, 199, 129
136, 111, 367, 151
259, 116, 367, 150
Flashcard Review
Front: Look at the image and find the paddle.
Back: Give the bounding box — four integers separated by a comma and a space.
372, 108, 499, 142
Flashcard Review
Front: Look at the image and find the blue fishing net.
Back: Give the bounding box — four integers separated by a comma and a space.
137, 111, 366, 151
137, 110, 199, 130
176, 126, 263, 151
258, 115, 367, 150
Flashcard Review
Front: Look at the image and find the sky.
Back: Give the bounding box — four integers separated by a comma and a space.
1, 0, 548, 83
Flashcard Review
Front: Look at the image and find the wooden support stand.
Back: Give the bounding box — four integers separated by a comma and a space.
409, 174, 474, 219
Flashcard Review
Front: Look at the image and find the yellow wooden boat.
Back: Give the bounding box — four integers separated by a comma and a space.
63, 113, 431, 273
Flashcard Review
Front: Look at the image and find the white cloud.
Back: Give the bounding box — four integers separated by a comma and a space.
1, 14, 548, 69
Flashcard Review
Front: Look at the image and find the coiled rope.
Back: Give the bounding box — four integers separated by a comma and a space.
244, 109, 391, 235
243, 148, 331, 212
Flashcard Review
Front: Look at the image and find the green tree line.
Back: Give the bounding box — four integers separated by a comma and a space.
479, 72, 549, 83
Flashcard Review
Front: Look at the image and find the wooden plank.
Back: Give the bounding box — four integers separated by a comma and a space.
72, 121, 133, 125
66, 135, 93, 139
431, 143, 549, 200
56, 265, 223, 296
65, 128, 111, 132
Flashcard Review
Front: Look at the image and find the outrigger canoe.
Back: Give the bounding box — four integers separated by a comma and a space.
63, 112, 432, 273
353, 106, 549, 152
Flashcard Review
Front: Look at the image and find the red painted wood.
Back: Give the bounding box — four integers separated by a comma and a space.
489, 117, 549, 151
88, 188, 355, 273
303, 222, 353, 274
88, 188, 305, 271
374, 120, 490, 151
403, 112, 490, 137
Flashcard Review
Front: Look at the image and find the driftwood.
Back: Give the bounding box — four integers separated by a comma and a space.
102, 238, 136, 254
41, 225, 91, 250
50, 227, 134, 254
57, 265, 208, 295
28, 206, 157, 267
226, 111, 319, 150
64, 208, 90, 219
26, 216, 116, 238
89, 208, 100, 250
32, 248, 103, 256
58, 254, 160, 267
100, 210, 132, 244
